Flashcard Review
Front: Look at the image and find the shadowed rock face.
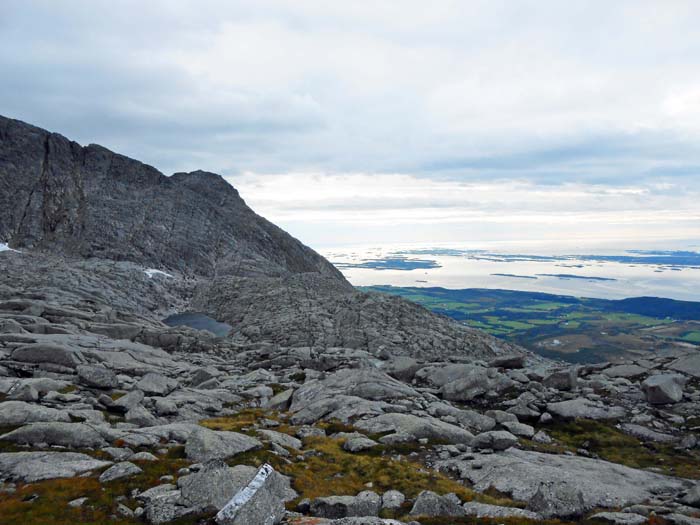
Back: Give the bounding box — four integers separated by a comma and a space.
0, 115, 346, 281
0, 115, 522, 360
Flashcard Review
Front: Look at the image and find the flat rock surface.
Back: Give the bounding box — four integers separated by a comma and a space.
0, 451, 112, 482
438, 448, 691, 517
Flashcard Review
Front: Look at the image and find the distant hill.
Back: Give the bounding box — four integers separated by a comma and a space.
364, 285, 700, 363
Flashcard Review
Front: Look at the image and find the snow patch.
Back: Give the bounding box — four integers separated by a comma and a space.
144, 269, 174, 279
0, 243, 19, 253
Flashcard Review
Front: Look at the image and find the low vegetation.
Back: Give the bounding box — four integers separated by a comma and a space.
0, 450, 194, 525
546, 419, 700, 479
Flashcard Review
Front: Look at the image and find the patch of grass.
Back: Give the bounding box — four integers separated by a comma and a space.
682, 331, 700, 343
58, 385, 78, 394
289, 372, 306, 382
415, 518, 571, 525
232, 434, 521, 510
109, 391, 126, 401
0, 452, 194, 525
268, 383, 287, 396
200, 408, 282, 435
547, 419, 700, 478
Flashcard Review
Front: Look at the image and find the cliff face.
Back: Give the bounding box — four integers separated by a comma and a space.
0, 114, 521, 360
0, 115, 347, 282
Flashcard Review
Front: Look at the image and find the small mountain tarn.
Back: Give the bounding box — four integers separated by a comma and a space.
163, 313, 232, 338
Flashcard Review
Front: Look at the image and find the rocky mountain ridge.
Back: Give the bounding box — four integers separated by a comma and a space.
0, 116, 698, 525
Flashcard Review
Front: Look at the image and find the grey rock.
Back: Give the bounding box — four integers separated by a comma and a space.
543, 368, 578, 391
546, 398, 625, 420
6, 383, 39, 401
179, 461, 295, 511
439, 366, 514, 401
381, 489, 405, 510
489, 354, 526, 369
130, 451, 159, 461
11, 343, 84, 368
409, 490, 465, 517
501, 421, 535, 438
532, 430, 553, 444
310, 491, 381, 518
137, 373, 178, 396
665, 514, 700, 525
190, 367, 220, 387
125, 405, 160, 427
356, 413, 473, 445
77, 364, 118, 389
681, 484, 700, 508
463, 501, 540, 519
590, 511, 647, 525
113, 390, 145, 412
668, 354, 700, 378
145, 489, 194, 525
102, 447, 134, 461
472, 430, 518, 451
437, 448, 690, 518
0, 422, 107, 448
603, 364, 648, 379
0, 400, 71, 425
343, 436, 379, 453
99, 461, 143, 483
386, 356, 422, 381
621, 423, 677, 443
266, 389, 293, 411
155, 398, 178, 416
214, 463, 291, 525
642, 374, 686, 404
185, 426, 261, 462
429, 402, 496, 433
258, 429, 302, 450
0, 451, 112, 482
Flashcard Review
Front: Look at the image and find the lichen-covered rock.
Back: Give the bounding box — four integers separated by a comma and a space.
310, 491, 381, 519
136, 373, 179, 396
409, 490, 465, 517
214, 463, 288, 525
356, 413, 473, 445
642, 374, 686, 404
546, 398, 625, 420
0, 422, 108, 448
99, 461, 143, 483
0, 400, 71, 425
472, 430, 518, 451
0, 451, 112, 482
77, 364, 119, 389
185, 427, 261, 462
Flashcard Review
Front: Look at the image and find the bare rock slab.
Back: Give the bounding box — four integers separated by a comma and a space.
185, 426, 261, 462
0, 451, 112, 482
215, 463, 285, 525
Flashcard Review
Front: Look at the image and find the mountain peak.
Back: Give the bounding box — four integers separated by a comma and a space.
0, 115, 344, 281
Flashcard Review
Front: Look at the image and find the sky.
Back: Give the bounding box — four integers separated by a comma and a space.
2, 0, 699, 249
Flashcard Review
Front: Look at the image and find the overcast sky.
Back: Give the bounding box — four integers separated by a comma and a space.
2, 1, 699, 248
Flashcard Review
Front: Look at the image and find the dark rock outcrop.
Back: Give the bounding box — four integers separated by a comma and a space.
0, 115, 345, 281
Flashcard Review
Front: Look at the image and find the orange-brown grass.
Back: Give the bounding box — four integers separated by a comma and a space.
0, 448, 192, 525
547, 419, 700, 479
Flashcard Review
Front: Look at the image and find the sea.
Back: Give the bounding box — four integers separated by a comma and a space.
320, 240, 700, 302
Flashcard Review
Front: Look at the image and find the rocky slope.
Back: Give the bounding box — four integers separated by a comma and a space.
0, 115, 343, 280
0, 116, 698, 525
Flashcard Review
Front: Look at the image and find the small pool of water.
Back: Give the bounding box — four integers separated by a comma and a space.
163, 312, 232, 337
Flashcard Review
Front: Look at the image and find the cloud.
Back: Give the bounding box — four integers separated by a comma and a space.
1, 1, 699, 247
228, 172, 700, 246
2, 0, 700, 181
